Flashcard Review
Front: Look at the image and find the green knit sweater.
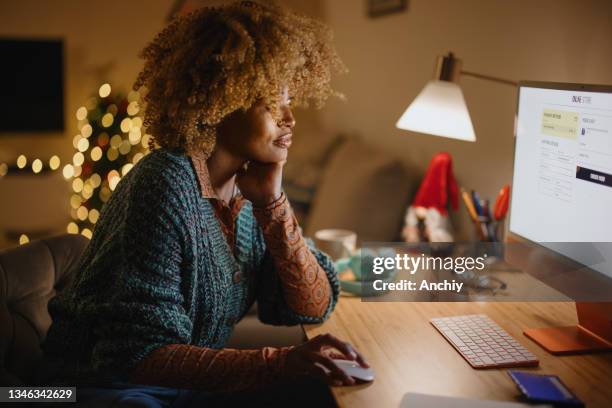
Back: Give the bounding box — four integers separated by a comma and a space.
41, 148, 339, 384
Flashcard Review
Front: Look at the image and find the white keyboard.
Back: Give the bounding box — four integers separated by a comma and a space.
430, 314, 539, 368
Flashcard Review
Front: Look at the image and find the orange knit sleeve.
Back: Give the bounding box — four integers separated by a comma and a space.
129, 343, 292, 392
252, 192, 331, 318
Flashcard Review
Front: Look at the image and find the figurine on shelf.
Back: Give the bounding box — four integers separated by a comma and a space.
402, 152, 459, 243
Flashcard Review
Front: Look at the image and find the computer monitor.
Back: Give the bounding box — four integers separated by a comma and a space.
508, 81, 612, 354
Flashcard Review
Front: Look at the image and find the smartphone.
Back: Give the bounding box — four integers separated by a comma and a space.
507, 370, 584, 407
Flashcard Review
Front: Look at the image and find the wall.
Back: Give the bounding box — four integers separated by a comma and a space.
317, 0, 612, 239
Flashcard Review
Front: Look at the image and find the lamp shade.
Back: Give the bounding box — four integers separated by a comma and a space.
396, 80, 476, 142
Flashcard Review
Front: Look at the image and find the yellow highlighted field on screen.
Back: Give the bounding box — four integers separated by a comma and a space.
541, 108, 579, 139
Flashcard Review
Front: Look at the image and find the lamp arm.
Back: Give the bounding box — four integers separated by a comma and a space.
460, 70, 518, 87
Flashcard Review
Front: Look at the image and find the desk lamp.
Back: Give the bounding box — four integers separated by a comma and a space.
396, 52, 517, 142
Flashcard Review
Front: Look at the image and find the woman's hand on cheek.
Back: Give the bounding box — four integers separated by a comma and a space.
236, 160, 286, 207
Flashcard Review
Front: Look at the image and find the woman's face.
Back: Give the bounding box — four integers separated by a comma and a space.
216, 87, 295, 163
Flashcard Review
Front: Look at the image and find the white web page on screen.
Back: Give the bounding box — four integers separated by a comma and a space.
510, 86, 612, 278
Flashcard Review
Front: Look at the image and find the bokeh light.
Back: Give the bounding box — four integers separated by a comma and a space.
99, 83, 111, 98
32, 159, 43, 174
17, 155, 27, 169
73, 152, 85, 166
107, 148, 119, 161
76, 106, 88, 121
120, 118, 132, 133
49, 155, 61, 170
77, 206, 88, 221
81, 124, 93, 138
62, 164, 74, 179
102, 113, 114, 128
77, 137, 90, 152
67, 222, 79, 234
90, 146, 103, 161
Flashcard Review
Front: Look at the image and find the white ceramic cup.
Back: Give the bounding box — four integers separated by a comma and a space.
314, 229, 357, 261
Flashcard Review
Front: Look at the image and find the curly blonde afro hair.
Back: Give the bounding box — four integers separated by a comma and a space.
133, 0, 347, 157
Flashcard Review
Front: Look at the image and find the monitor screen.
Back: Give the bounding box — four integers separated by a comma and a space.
0, 38, 64, 132
510, 82, 612, 279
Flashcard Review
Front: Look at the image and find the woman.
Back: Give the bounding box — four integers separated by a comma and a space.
40, 1, 367, 406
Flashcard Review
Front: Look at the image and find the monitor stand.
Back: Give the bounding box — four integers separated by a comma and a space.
524, 302, 612, 354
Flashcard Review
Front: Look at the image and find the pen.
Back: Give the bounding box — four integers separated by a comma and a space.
494, 185, 510, 221
471, 190, 484, 216
461, 190, 479, 222
482, 199, 491, 220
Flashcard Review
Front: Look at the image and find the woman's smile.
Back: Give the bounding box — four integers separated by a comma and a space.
273, 132, 293, 149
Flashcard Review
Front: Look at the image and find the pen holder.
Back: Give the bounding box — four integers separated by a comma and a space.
474, 217, 505, 259
474, 218, 505, 242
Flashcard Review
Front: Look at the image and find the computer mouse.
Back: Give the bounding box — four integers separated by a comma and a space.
328, 359, 375, 382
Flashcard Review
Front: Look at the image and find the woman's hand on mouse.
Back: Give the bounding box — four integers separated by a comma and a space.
236, 160, 285, 207
284, 333, 369, 386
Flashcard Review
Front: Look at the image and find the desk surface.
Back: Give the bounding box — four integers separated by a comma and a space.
303, 298, 612, 407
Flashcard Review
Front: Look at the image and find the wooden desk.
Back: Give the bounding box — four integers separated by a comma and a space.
303, 298, 612, 407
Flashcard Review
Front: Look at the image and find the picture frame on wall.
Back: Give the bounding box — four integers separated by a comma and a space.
368, 0, 408, 18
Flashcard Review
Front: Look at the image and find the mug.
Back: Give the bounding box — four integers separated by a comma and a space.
336, 247, 396, 281
314, 229, 357, 261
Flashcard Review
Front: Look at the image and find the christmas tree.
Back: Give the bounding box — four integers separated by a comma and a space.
64, 83, 150, 238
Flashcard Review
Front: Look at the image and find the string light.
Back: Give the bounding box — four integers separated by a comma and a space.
98, 132, 110, 147
107, 104, 118, 115
90, 173, 102, 188
72, 178, 84, 193
120, 118, 132, 133
49, 155, 60, 170
132, 117, 143, 128
19, 234, 29, 245
132, 152, 144, 164
32, 159, 43, 174
127, 101, 140, 116
81, 123, 93, 138
76, 106, 88, 120
70, 194, 82, 209
66, 222, 79, 234
17, 155, 27, 169
99, 83, 111, 98
121, 163, 133, 176
106, 148, 119, 161
73, 152, 85, 166
77, 138, 90, 152
77, 206, 88, 221
82, 184, 94, 199
63, 164, 75, 179
0, 163, 7, 177
102, 113, 114, 127
110, 134, 122, 149
88, 208, 100, 224
81, 228, 93, 239
109, 176, 121, 191
119, 140, 131, 155
90, 146, 103, 161
73, 135, 82, 148
128, 127, 141, 145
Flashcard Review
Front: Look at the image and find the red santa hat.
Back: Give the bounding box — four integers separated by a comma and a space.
412, 152, 458, 215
